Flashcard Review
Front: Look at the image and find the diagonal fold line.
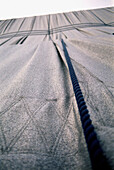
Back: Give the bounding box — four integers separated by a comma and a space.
3, 99, 47, 153
22, 98, 49, 152
51, 101, 73, 154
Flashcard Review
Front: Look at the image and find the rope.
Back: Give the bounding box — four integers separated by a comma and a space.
61, 39, 110, 170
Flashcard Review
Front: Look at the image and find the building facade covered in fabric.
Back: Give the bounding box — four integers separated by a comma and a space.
0, 7, 114, 169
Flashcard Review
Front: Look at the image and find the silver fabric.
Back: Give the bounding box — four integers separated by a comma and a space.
0, 7, 114, 169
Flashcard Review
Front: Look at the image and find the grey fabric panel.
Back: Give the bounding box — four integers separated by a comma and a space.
0, 7, 114, 170
0, 7, 113, 35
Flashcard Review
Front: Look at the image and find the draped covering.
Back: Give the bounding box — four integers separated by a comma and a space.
0, 7, 114, 169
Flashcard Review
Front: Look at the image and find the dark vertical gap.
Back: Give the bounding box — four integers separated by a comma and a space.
56, 15, 59, 26
18, 18, 26, 31
15, 37, 24, 44
30, 16, 36, 32
0, 18, 26, 46
20, 36, 28, 44
0, 19, 16, 46
63, 13, 87, 35
72, 12, 81, 22
0, 20, 8, 33
48, 15, 51, 39
90, 11, 106, 25
63, 13, 72, 25
19, 16, 37, 44
15, 18, 32, 45
3, 19, 13, 33
14, 18, 26, 44
7, 19, 16, 31
80, 11, 90, 22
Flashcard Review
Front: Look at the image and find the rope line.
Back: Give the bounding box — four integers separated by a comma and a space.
61, 39, 110, 170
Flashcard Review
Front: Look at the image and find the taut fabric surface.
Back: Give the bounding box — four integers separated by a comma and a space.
0, 7, 114, 170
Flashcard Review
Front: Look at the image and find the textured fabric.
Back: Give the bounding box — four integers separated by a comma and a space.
0, 7, 114, 170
